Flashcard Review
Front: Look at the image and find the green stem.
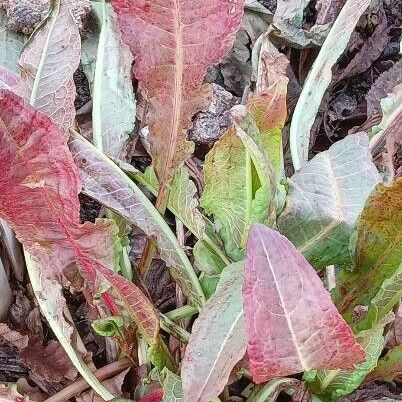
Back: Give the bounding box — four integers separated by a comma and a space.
160, 314, 191, 343
165, 305, 198, 321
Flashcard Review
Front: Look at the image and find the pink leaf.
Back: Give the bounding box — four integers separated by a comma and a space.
0, 90, 158, 343
243, 224, 365, 383
110, 0, 244, 188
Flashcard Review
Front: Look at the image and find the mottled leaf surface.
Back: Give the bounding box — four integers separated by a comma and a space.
289, 0, 371, 169
243, 225, 365, 383
110, 0, 244, 186
278, 134, 381, 268
19, 0, 80, 135
92, 1, 135, 160
365, 344, 402, 383
182, 262, 246, 402
0, 90, 158, 342
68, 132, 205, 309
305, 316, 391, 400
201, 107, 276, 261
335, 179, 402, 322
160, 368, 183, 402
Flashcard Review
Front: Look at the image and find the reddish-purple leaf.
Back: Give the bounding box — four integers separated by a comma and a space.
110, 0, 244, 188
0, 90, 158, 343
243, 224, 365, 383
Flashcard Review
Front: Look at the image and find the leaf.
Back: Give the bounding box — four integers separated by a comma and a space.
25, 253, 115, 401
335, 179, 402, 322
92, 0, 135, 160
355, 262, 402, 332
243, 224, 365, 383
68, 131, 206, 309
305, 316, 391, 400
182, 262, 246, 402
0, 384, 29, 402
289, 0, 371, 170
365, 344, 402, 383
0, 11, 26, 72
247, 378, 300, 402
0, 89, 158, 343
201, 106, 276, 261
0, 323, 29, 350
160, 368, 183, 402
0, 66, 27, 98
92, 316, 126, 337
19, 0, 81, 135
0, 257, 12, 319
110, 0, 244, 189
278, 134, 381, 268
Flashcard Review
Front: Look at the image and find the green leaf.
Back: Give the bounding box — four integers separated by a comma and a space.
365, 344, 402, 383
356, 262, 402, 332
182, 262, 246, 402
289, 0, 372, 170
160, 368, 183, 402
201, 106, 276, 261
199, 273, 220, 299
305, 315, 391, 400
193, 240, 226, 275
92, 0, 135, 160
0, 12, 26, 72
148, 339, 176, 372
69, 131, 206, 310
278, 134, 381, 268
134, 166, 229, 268
92, 316, 125, 337
335, 179, 402, 322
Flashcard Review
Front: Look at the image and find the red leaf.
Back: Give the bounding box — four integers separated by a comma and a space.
0, 90, 159, 342
243, 224, 365, 383
110, 0, 244, 187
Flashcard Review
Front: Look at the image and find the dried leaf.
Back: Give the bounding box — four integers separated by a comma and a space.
335, 179, 402, 322
110, 0, 244, 187
338, 9, 390, 81
366, 60, 402, 117
92, 1, 135, 160
243, 225, 365, 383
0, 323, 29, 350
247, 378, 300, 402
68, 131, 206, 309
278, 134, 381, 268
21, 337, 77, 383
289, 0, 371, 170
19, 0, 81, 135
182, 262, 246, 402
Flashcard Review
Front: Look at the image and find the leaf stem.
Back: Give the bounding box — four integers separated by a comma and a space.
44, 358, 132, 402
160, 314, 191, 343
165, 305, 198, 321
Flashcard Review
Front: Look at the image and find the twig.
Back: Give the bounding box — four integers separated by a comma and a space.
44, 358, 132, 402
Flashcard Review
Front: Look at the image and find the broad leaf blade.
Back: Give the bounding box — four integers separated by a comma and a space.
335, 179, 402, 322
68, 132, 206, 309
160, 368, 183, 402
201, 107, 276, 260
19, 0, 80, 135
305, 316, 391, 400
244, 224, 365, 383
278, 134, 381, 268
289, 0, 371, 170
182, 262, 246, 402
110, 0, 244, 185
92, 1, 135, 160
0, 90, 158, 343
